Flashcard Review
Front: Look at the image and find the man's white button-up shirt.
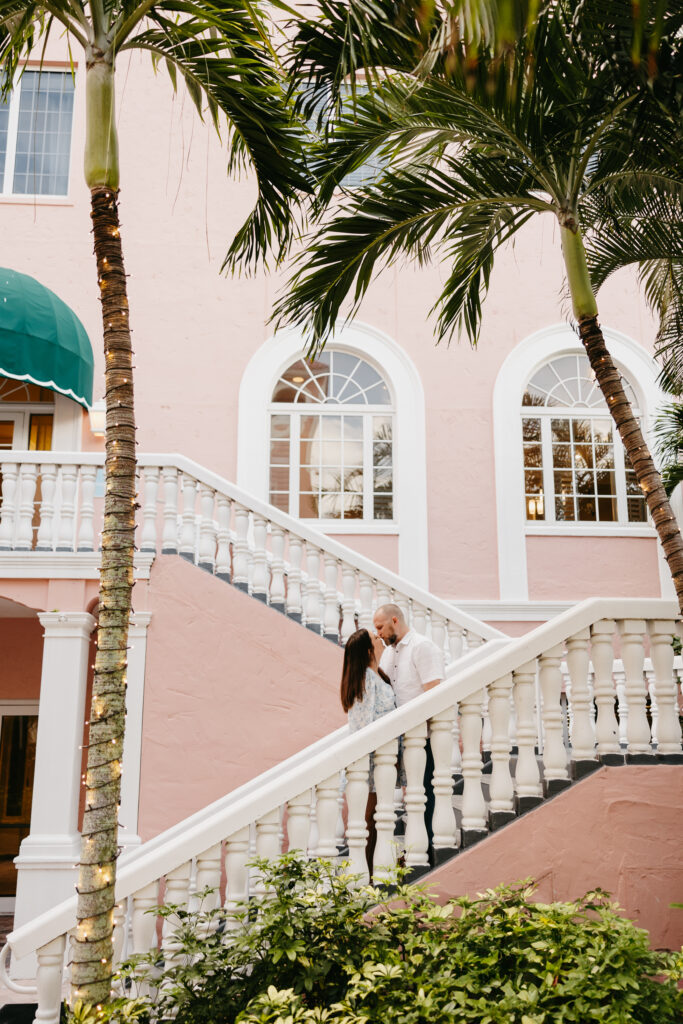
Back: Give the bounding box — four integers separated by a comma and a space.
379, 629, 444, 707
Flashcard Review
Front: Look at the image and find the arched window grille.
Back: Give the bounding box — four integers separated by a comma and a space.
522, 354, 646, 524
269, 350, 394, 521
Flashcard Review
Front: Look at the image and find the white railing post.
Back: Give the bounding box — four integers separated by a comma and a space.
590, 619, 621, 758
56, 464, 77, 551
285, 535, 303, 621
412, 604, 427, 636
270, 525, 286, 611
459, 689, 487, 844
487, 674, 515, 827
16, 463, 38, 550
345, 755, 370, 883
430, 613, 446, 656
429, 707, 458, 853
161, 466, 179, 553
197, 484, 216, 573
372, 738, 398, 882
77, 465, 98, 552
179, 473, 198, 562
215, 495, 232, 581
447, 622, 464, 664
648, 620, 683, 755
286, 790, 311, 854
224, 826, 250, 925
323, 554, 340, 642
161, 861, 192, 969
254, 809, 281, 897
304, 544, 322, 633
340, 565, 357, 643
538, 643, 570, 792
36, 463, 58, 551
403, 722, 429, 867
565, 629, 596, 766
358, 574, 374, 630
139, 466, 160, 554
111, 899, 128, 976
193, 843, 222, 916
131, 881, 159, 957
512, 661, 543, 810
0, 461, 19, 549
619, 620, 652, 757
232, 505, 250, 591
251, 515, 269, 602
315, 773, 340, 859
34, 934, 66, 1024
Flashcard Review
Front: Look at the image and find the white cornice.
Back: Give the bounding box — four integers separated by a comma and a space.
0, 551, 155, 579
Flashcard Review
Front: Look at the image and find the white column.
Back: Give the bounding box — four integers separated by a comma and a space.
13, 611, 95, 978
118, 613, 152, 853
619, 620, 651, 756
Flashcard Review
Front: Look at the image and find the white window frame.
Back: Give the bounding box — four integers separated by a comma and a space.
493, 324, 663, 602
0, 66, 76, 201
0, 700, 39, 912
238, 321, 430, 588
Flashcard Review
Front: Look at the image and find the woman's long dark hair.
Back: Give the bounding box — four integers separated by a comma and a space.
340, 628, 389, 712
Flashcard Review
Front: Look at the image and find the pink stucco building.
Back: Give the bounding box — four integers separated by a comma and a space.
0, 46, 681, 993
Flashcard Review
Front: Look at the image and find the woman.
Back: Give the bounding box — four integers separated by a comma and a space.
341, 628, 396, 875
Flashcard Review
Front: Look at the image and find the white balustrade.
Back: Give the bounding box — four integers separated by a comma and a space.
224, 827, 250, 925
358, 574, 374, 629
447, 622, 464, 663
340, 565, 357, 643
538, 644, 569, 785
140, 466, 160, 553
286, 790, 311, 854
111, 900, 127, 973
36, 463, 57, 550
565, 630, 594, 761
215, 495, 232, 580
35, 934, 67, 1024
285, 534, 303, 620
198, 484, 216, 572
412, 604, 427, 637
269, 525, 286, 610
193, 843, 222, 916
430, 707, 458, 850
15, 463, 37, 550
0, 462, 18, 548
459, 689, 487, 835
77, 465, 98, 551
619, 620, 650, 755
315, 773, 340, 859
649, 620, 683, 754
487, 674, 515, 820
161, 861, 192, 969
179, 474, 198, 561
590, 620, 621, 755
512, 661, 542, 803
345, 755, 370, 883
372, 738, 398, 882
56, 464, 77, 551
232, 505, 251, 590
251, 515, 268, 601
323, 554, 339, 640
161, 466, 179, 552
403, 722, 429, 866
304, 544, 322, 633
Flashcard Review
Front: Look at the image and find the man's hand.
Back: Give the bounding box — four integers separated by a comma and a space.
424, 679, 440, 691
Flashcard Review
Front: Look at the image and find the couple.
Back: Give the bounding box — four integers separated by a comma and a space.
340, 603, 444, 873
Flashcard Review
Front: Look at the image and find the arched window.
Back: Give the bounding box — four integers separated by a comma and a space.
522, 354, 646, 525
269, 350, 394, 521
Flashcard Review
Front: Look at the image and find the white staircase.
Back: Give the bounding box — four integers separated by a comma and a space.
2, 597, 682, 1021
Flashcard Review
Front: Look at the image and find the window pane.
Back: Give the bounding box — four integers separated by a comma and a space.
13, 71, 75, 196
344, 494, 363, 519
592, 418, 612, 444
526, 494, 545, 520
363, 382, 391, 404
374, 466, 392, 491
628, 497, 647, 522
373, 415, 392, 441
524, 470, 543, 494
28, 414, 53, 451
554, 470, 573, 494
319, 492, 342, 519
0, 421, 14, 449
374, 494, 393, 519
299, 492, 318, 517
573, 445, 593, 470
523, 443, 542, 468
597, 496, 617, 521
269, 466, 289, 491
552, 444, 571, 468
556, 495, 575, 521
322, 416, 341, 439
270, 439, 289, 464
271, 493, 289, 513
551, 419, 571, 443
343, 415, 362, 440
596, 471, 615, 495
0, 93, 9, 185
577, 497, 596, 521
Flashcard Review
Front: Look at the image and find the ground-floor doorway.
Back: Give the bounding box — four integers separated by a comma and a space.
0, 705, 38, 909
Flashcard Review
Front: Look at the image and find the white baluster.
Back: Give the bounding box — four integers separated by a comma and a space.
646, 668, 658, 744
161, 861, 192, 968
403, 722, 429, 866
286, 790, 311, 854
215, 495, 232, 581
340, 565, 357, 643
450, 705, 462, 776
76, 465, 98, 552
590, 619, 621, 757
315, 773, 340, 859
430, 707, 458, 851
179, 473, 198, 562
565, 630, 596, 764
466, 630, 484, 653
139, 466, 160, 553
131, 881, 159, 956
430, 614, 446, 663
252, 515, 268, 601
372, 739, 398, 882
648, 620, 683, 755
447, 622, 464, 664
224, 826, 250, 925
307, 794, 319, 857
36, 463, 57, 551
459, 690, 487, 841
613, 666, 628, 745
323, 554, 339, 641
15, 463, 37, 550
254, 809, 281, 898
358, 574, 374, 629
619, 620, 651, 756
412, 604, 427, 636
285, 534, 303, 621
112, 899, 128, 973
161, 466, 179, 553
34, 934, 66, 1024
538, 644, 570, 789
56, 464, 77, 551
304, 544, 322, 632
508, 691, 518, 750
232, 505, 250, 591
193, 843, 222, 916
197, 484, 216, 573
487, 674, 515, 825
513, 662, 542, 807
375, 583, 392, 607
0, 462, 18, 549
396, 597, 410, 624
270, 525, 286, 610
345, 755, 370, 883
481, 691, 492, 758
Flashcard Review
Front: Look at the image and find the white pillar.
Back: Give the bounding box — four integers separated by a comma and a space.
13, 611, 95, 977
119, 612, 152, 852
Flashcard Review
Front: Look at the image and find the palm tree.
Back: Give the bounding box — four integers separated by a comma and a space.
274, 0, 683, 609
0, 0, 306, 1004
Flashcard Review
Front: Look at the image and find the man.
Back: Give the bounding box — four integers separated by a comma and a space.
373, 603, 444, 865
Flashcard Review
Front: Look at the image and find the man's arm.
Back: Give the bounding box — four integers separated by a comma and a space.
413, 641, 444, 692
423, 678, 440, 691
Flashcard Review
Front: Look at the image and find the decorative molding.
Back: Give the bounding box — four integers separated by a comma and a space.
526, 525, 656, 538
453, 601, 573, 622
236, 321, 430, 588
0, 550, 155, 579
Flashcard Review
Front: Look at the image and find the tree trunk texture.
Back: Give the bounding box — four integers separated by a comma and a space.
579, 314, 683, 614
70, 187, 137, 1006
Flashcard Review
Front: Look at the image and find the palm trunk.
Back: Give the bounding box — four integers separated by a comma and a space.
70, 59, 136, 1007
561, 225, 683, 613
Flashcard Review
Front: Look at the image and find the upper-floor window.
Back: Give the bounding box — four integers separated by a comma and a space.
522, 354, 646, 525
0, 70, 75, 197
0, 376, 53, 450
269, 350, 394, 522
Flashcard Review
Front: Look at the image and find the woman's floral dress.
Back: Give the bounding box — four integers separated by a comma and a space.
347, 668, 400, 792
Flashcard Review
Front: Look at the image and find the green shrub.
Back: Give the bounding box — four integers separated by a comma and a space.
70, 854, 683, 1024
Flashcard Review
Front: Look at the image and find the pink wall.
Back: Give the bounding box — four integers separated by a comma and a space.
527, 537, 661, 601
138, 556, 345, 838
324, 534, 398, 573
429, 765, 683, 950
0, 618, 43, 699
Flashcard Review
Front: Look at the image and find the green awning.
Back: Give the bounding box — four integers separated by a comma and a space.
0, 267, 94, 408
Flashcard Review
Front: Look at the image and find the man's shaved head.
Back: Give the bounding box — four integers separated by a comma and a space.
373, 603, 408, 646
375, 602, 406, 623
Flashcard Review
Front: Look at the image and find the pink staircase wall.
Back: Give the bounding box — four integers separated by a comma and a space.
136, 556, 345, 839
429, 765, 683, 949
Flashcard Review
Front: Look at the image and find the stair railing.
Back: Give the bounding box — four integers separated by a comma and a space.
0, 452, 506, 653
3, 597, 681, 1022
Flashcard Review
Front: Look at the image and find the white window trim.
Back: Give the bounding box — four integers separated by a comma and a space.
0, 390, 82, 450
0, 700, 39, 911
238, 321, 430, 588
493, 323, 665, 602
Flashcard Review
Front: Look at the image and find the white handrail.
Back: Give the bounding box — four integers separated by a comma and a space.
7, 594, 682, 962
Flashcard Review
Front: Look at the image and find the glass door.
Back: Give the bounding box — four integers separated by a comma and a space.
0, 710, 37, 901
